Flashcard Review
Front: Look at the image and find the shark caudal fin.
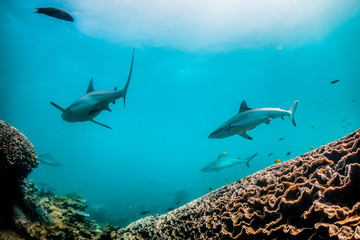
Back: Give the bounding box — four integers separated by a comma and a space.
122, 48, 135, 108
288, 100, 299, 127
245, 153, 258, 168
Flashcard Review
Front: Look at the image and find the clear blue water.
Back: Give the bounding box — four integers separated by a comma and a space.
1, 0, 360, 226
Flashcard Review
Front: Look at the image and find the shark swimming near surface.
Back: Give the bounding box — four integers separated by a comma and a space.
209, 100, 298, 140
50, 49, 135, 129
201, 152, 258, 172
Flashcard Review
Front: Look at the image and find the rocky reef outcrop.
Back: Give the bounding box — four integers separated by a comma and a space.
107, 129, 360, 240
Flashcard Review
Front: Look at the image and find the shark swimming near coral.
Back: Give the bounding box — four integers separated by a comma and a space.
37, 153, 62, 167
209, 100, 298, 140
50, 49, 135, 129
200, 152, 258, 172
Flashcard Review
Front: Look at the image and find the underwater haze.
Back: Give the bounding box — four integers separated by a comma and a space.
1, 0, 360, 226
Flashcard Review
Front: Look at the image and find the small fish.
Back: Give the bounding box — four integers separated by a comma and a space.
175, 201, 180, 205
129, 205, 132, 211
311, 147, 315, 150
167, 207, 175, 211
141, 211, 150, 215
34, 7, 74, 21
286, 152, 291, 156
279, 138, 285, 141
352, 98, 357, 102
268, 152, 273, 156
330, 79, 340, 84
225, 179, 228, 182
310, 123, 315, 128
209, 187, 212, 191
274, 159, 281, 163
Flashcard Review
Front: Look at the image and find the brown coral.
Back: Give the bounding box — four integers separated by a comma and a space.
0, 120, 38, 180
109, 129, 360, 240
30, 192, 101, 240
0, 121, 42, 238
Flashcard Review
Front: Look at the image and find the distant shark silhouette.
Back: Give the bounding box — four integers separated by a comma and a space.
38, 153, 62, 167
201, 152, 258, 172
50, 49, 135, 129
209, 100, 298, 140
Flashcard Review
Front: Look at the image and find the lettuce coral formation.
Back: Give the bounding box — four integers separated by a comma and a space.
110, 129, 360, 240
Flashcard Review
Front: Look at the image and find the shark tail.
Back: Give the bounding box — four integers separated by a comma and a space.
288, 100, 299, 127
122, 48, 135, 108
245, 153, 258, 168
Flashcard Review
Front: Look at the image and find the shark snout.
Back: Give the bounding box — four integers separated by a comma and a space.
208, 125, 227, 139
208, 130, 218, 139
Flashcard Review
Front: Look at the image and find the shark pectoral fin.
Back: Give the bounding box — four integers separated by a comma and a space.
50, 102, 65, 112
264, 118, 272, 125
104, 105, 111, 112
238, 132, 253, 140
90, 119, 112, 129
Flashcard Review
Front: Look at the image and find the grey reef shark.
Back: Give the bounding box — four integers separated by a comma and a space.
38, 153, 62, 167
50, 49, 135, 129
209, 100, 299, 140
201, 152, 258, 172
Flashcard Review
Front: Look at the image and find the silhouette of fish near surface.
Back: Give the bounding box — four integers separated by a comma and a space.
34, 7, 74, 21
201, 152, 258, 172
38, 153, 62, 167
209, 100, 298, 140
50, 49, 135, 129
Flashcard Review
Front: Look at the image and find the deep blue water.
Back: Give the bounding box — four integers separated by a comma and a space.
1, 0, 360, 226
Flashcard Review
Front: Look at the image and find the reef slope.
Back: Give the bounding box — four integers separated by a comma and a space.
110, 129, 360, 240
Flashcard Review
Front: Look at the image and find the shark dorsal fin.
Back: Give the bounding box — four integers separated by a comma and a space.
87, 78, 94, 93
217, 153, 227, 160
239, 100, 251, 113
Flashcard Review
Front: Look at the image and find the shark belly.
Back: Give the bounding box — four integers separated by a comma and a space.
62, 99, 104, 122
231, 115, 268, 133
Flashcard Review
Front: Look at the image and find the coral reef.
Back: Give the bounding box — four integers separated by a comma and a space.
0, 120, 38, 180
0, 120, 45, 238
0, 120, 101, 239
2, 120, 360, 240
30, 192, 101, 240
106, 129, 360, 240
